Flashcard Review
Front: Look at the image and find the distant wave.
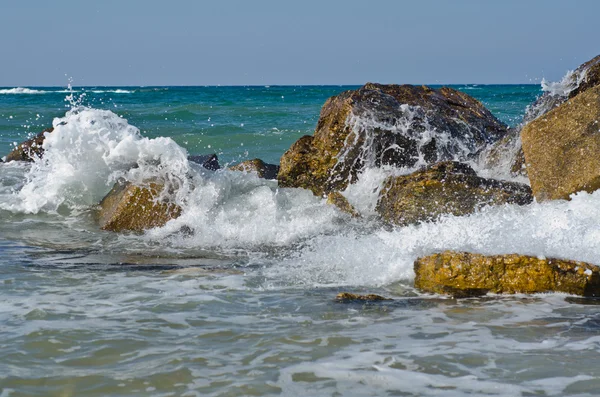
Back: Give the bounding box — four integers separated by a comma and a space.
89, 89, 134, 94
0, 87, 46, 94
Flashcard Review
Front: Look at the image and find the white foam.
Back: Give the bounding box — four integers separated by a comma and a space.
541, 68, 587, 97
89, 89, 134, 94
0, 87, 45, 94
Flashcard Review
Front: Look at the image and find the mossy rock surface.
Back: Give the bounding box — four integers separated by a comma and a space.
278, 83, 508, 196
521, 84, 600, 201
98, 180, 181, 232
326, 191, 360, 217
229, 158, 279, 179
4, 127, 53, 162
335, 292, 391, 302
376, 161, 532, 226
414, 251, 600, 297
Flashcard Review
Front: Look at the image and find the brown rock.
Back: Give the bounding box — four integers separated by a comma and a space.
229, 158, 279, 179
4, 127, 53, 162
278, 83, 508, 196
98, 180, 181, 232
414, 251, 600, 297
326, 191, 360, 217
521, 84, 600, 201
376, 161, 532, 226
335, 292, 391, 301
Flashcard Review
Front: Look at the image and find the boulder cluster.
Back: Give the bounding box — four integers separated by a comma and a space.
5, 55, 600, 297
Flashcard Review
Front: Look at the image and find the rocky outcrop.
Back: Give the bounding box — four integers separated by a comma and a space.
414, 251, 600, 297
480, 55, 600, 178
521, 84, 600, 201
4, 127, 53, 162
229, 158, 279, 179
278, 83, 509, 196
97, 180, 181, 232
326, 191, 360, 217
376, 161, 532, 226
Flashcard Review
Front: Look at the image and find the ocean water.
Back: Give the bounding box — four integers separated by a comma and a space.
3, 85, 600, 397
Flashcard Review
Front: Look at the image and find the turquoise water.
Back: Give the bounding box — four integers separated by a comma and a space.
6, 85, 600, 397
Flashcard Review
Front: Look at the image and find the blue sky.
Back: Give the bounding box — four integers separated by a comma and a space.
1, 0, 598, 86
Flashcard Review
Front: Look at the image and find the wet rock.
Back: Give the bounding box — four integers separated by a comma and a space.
4, 127, 53, 162
335, 292, 391, 301
229, 158, 279, 179
98, 179, 181, 232
414, 251, 600, 297
481, 55, 600, 178
376, 161, 532, 226
278, 83, 508, 196
326, 191, 360, 217
188, 154, 220, 170
521, 84, 600, 201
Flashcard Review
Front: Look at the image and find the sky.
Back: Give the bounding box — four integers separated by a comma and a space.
1, 0, 599, 86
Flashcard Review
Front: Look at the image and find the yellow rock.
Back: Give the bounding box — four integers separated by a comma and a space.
522, 84, 600, 201
97, 180, 181, 232
414, 251, 600, 297
326, 191, 360, 217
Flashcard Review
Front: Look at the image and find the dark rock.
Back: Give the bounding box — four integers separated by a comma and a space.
278, 83, 509, 196
414, 251, 600, 297
188, 154, 220, 170
229, 158, 279, 179
376, 161, 533, 226
335, 292, 391, 302
97, 179, 181, 232
5, 127, 53, 162
521, 84, 600, 201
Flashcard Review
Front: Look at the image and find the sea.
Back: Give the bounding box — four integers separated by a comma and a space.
2, 84, 600, 397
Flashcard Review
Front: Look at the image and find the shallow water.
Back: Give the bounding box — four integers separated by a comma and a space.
4, 85, 600, 397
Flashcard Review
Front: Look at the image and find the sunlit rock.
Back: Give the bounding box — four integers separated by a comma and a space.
414, 251, 600, 297
278, 83, 508, 196
326, 191, 360, 217
521, 84, 600, 201
376, 161, 532, 226
229, 158, 279, 179
97, 179, 181, 232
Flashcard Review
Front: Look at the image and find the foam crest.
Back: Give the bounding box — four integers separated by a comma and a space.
0, 87, 45, 94
1, 108, 188, 213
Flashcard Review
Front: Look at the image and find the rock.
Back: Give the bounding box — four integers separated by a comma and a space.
4, 127, 53, 162
414, 251, 600, 297
335, 292, 391, 301
97, 179, 181, 232
229, 158, 279, 179
326, 191, 360, 217
188, 154, 220, 170
521, 84, 600, 201
376, 161, 533, 226
278, 83, 509, 196
480, 55, 600, 178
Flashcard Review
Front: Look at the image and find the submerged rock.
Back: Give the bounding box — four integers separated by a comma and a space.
335, 292, 391, 302
521, 84, 600, 201
376, 161, 532, 226
4, 127, 53, 162
326, 191, 360, 217
278, 83, 508, 196
188, 154, 220, 170
414, 251, 600, 297
98, 180, 181, 232
229, 158, 279, 179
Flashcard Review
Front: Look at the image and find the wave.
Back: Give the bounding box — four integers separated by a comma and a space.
89, 89, 134, 94
0, 87, 46, 94
2, 106, 600, 288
